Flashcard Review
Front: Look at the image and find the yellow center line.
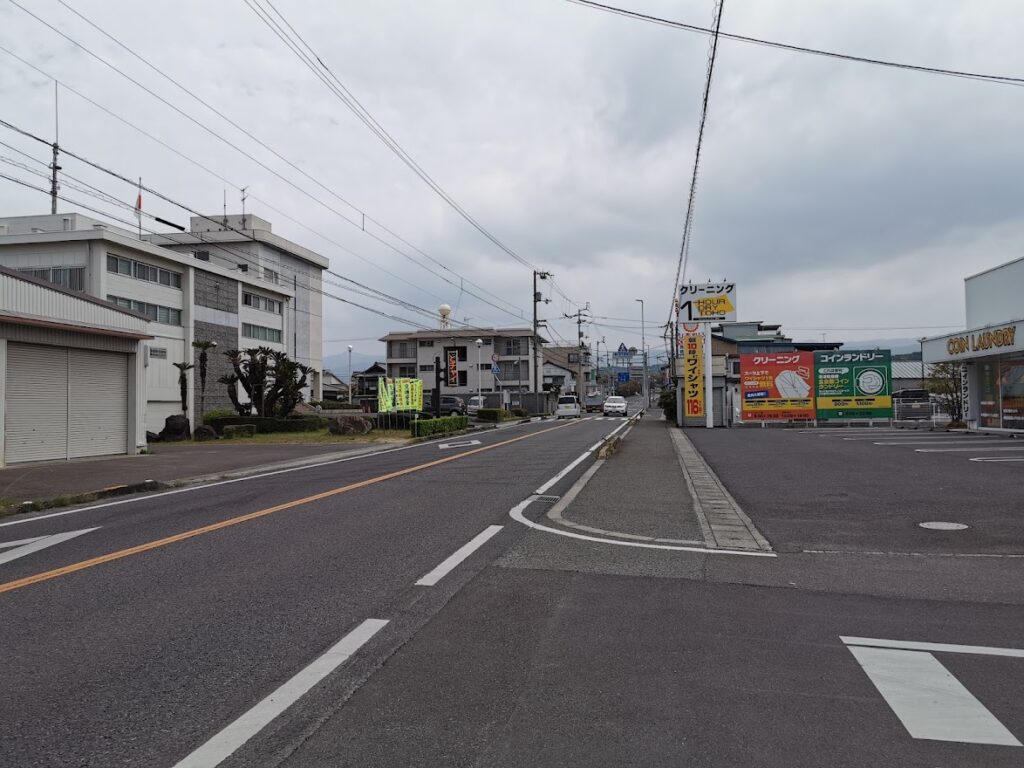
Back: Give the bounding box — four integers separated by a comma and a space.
0, 419, 584, 596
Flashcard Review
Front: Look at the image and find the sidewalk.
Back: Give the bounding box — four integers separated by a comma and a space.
0, 440, 403, 514
546, 414, 770, 551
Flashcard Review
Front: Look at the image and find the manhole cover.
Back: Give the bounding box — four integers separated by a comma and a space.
918, 521, 969, 531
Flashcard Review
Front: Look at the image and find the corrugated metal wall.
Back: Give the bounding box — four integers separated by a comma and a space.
0, 271, 148, 336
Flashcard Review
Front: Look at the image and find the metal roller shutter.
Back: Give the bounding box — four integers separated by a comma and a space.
5, 343, 69, 463
68, 349, 128, 459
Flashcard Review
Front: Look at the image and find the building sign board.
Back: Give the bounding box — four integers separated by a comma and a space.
679, 282, 737, 321
740, 352, 815, 421
446, 350, 459, 387
923, 321, 1024, 363
683, 330, 705, 418
814, 350, 892, 419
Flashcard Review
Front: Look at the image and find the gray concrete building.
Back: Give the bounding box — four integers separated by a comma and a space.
0, 212, 322, 430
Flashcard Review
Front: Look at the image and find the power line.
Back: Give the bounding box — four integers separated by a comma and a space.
243, 0, 580, 310
565, 0, 1024, 87
5, 3, 531, 323
668, 0, 725, 323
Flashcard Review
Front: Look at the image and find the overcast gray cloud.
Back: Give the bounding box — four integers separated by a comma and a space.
1, 0, 1023, 362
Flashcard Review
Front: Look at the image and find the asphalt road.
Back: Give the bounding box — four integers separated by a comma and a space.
0, 416, 627, 767
4, 410, 1024, 767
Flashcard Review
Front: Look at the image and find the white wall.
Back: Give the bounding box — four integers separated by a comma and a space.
966, 257, 1024, 327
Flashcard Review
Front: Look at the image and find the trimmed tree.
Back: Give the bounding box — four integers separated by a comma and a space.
173, 361, 194, 414
220, 348, 313, 417
192, 339, 218, 416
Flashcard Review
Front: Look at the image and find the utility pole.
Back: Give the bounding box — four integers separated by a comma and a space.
636, 298, 647, 405
49, 83, 59, 214
532, 271, 551, 394
564, 304, 591, 402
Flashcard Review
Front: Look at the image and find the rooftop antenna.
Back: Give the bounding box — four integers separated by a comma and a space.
222, 189, 227, 227
240, 186, 249, 230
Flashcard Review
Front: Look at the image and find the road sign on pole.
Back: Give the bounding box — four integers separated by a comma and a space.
617, 371, 629, 383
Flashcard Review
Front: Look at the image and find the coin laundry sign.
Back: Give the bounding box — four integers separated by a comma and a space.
814, 350, 892, 420
946, 325, 1017, 356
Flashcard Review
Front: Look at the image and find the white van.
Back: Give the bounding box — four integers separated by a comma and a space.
555, 395, 582, 419
467, 395, 485, 416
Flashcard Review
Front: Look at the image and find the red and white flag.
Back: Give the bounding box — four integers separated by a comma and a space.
134, 178, 142, 221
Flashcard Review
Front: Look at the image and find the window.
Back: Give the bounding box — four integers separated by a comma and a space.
242, 322, 283, 344
418, 340, 435, 347
107, 295, 182, 325
445, 346, 468, 362
391, 341, 413, 358
419, 364, 434, 372
458, 371, 468, 386
243, 292, 283, 314
497, 360, 529, 380
19, 266, 85, 291
149, 347, 168, 359
397, 365, 416, 378
263, 267, 279, 284
479, 363, 491, 371
503, 338, 524, 356
106, 253, 181, 288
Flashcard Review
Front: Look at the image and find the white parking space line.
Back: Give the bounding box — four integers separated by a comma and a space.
971, 456, 1024, 463
846, 646, 1021, 746
415, 525, 503, 586
842, 636, 1024, 657
915, 446, 1024, 453
842, 434, 944, 441
874, 439, 1009, 446
172, 619, 389, 768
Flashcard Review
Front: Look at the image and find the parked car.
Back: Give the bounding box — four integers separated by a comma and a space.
466, 395, 485, 417
440, 395, 466, 416
584, 393, 604, 413
555, 395, 582, 419
603, 395, 628, 416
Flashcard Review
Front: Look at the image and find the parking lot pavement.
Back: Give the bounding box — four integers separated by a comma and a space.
685, 427, 1024, 556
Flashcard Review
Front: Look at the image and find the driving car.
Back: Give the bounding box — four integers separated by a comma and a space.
603, 395, 627, 416
555, 395, 582, 419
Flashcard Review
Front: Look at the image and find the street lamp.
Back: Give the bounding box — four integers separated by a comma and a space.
347, 344, 353, 404
635, 298, 647, 404
918, 336, 927, 388
475, 338, 483, 407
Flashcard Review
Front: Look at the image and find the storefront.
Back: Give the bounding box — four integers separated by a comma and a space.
923, 256, 1024, 432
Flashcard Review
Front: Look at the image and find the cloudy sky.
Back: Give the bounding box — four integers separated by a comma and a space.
1, 0, 1022, 364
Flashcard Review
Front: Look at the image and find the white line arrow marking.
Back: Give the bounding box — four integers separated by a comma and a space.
0, 527, 100, 567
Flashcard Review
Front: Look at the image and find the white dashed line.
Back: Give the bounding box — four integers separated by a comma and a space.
415, 525, 503, 586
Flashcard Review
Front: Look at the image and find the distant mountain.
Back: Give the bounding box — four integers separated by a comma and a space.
832, 337, 926, 355
322, 350, 386, 376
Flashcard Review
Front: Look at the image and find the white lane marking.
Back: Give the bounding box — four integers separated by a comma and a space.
971, 457, 1024, 463
842, 636, 1024, 658
415, 525, 504, 586
915, 446, 1024, 453
172, 618, 389, 768
509, 496, 775, 557
535, 452, 590, 495
0, 420, 549, 529
843, 435, 952, 441
846, 645, 1021, 746
0, 527, 99, 566
875, 439, 1008, 446
437, 439, 481, 449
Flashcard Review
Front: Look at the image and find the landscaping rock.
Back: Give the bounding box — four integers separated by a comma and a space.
159, 414, 191, 442
193, 425, 218, 442
328, 414, 372, 436
223, 424, 257, 439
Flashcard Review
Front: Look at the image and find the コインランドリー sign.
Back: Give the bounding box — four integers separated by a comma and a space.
814, 350, 892, 419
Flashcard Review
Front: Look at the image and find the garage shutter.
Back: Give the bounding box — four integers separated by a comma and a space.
68, 349, 128, 459
5, 343, 70, 463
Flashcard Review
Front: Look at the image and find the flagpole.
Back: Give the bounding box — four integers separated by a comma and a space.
136, 177, 142, 238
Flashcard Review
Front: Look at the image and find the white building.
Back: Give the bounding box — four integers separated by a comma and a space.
0, 266, 150, 464
0, 212, 324, 431
923, 256, 1024, 431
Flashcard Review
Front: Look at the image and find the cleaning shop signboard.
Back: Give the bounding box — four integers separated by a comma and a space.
740, 352, 815, 421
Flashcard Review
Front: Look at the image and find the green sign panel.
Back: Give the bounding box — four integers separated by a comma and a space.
814, 350, 892, 419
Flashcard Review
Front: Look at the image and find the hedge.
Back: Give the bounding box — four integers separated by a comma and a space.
314, 400, 364, 410
411, 415, 469, 438
476, 408, 512, 422
206, 416, 326, 434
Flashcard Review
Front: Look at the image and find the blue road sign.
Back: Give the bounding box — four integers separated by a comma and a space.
491, 363, 501, 375
617, 371, 630, 383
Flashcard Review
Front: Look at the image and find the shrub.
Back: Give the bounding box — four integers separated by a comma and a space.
476, 408, 511, 422
658, 388, 676, 421
510, 408, 528, 418
411, 415, 469, 438
222, 424, 257, 439
206, 416, 325, 434
203, 408, 237, 425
